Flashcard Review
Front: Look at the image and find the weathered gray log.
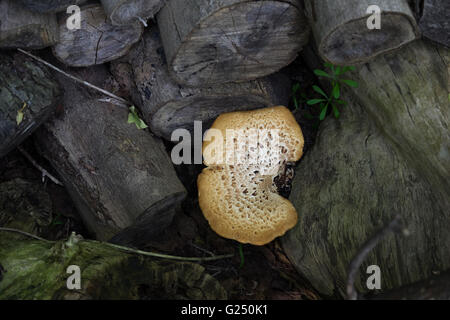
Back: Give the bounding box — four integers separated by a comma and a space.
34, 66, 187, 243
303, 0, 419, 65
52, 4, 143, 67
345, 41, 449, 209
157, 0, 310, 87
101, 0, 165, 26
111, 28, 291, 141
0, 53, 61, 158
282, 40, 450, 297
0, 232, 227, 299
419, 0, 450, 47
18, 0, 87, 13
0, 0, 58, 49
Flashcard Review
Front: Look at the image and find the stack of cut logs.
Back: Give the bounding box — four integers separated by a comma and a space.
0, 0, 448, 272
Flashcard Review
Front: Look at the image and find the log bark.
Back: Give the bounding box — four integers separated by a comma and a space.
0, 232, 227, 299
282, 40, 450, 297
157, 0, 310, 87
0, 52, 61, 158
111, 28, 292, 141
18, 0, 87, 13
52, 4, 143, 67
0, 0, 59, 49
345, 41, 449, 209
419, 0, 450, 47
34, 66, 187, 243
303, 0, 419, 65
101, 0, 165, 26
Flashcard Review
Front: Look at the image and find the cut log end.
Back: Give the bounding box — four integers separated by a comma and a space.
101, 0, 164, 26
53, 5, 143, 67
159, 0, 309, 87
322, 14, 417, 65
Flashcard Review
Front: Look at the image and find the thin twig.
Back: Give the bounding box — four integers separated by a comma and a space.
346, 214, 408, 300
0, 227, 234, 263
17, 49, 130, 108
190, 242, 215, 256
18, 146, 63, 186
0, 227, 54, 243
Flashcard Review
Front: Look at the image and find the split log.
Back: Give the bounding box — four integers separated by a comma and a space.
282, 40, 450, 297
303, 0, 419, 65
101, 0, 165, 26
0, 0, 58, 49
157, 0, 310, 87
0, 52, 61, 158
0, 232, 227, 299
419, 0, 450, 47
34, 66, 187, 243
18, 0, 87, 13
111, 28, 291, 141
52, 4, 143, 67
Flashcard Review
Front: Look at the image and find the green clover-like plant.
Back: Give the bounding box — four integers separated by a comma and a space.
128, 106, 148, 130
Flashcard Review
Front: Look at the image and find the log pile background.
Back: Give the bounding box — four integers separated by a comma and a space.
0, 0, 448, 300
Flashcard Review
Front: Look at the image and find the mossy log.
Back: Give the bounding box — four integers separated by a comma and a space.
282, 41, 449, 297
0, 52, 61, 158
157, 0, 310, 87
303, 0, 419, 65
0, 0, 59, 49
18, 0, 87, 13
0, 232, 227, 299
419, 0, 449, 47
111, 28, 291, 141
100, 0, 165, 26
34, 66, 187, 243
52, 4, 143, 67
345, 40, 449, 208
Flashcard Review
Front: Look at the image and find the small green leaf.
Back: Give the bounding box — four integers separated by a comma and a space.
335, 66, 342, 76
332, 84, 340, 99
292, 83, 300, 93
293, 97, 299, 110
16, 110, 24, 125
341, 79, 359, 88
324, 62, 333, 69
314, 69, 332, 78
336, 100, 346, 105
319, 104, 328, 120
128, 106, 148, 130
332, 104, 340, 118
307, 98, 326, 105
312, 85, 328, 98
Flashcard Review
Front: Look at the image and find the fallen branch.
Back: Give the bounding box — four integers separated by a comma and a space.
346, 214, 409, 300
18, 145, 63, 186
0, 227, 234, 263
17, 49, 130, 108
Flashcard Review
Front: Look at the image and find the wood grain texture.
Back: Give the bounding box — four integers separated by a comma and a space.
0, 53, 61, 158
419, 0, 450, 47
282, 40, 450, 297
18, 0, 87, 13
34, 66, 187, 243
101, 0, 165, 26
157, 0, 310, 87
52, 4, 143, 67
303, 0, 419, 65
0, 0, 59, 49
0, 232, 227, 299
111, 28, 292, 141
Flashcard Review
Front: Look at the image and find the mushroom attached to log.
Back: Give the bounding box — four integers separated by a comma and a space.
0, 0, 59, 49
303, 0, 419, 65
198, 106, 304, 245
100, 0, 165, 26
53, 4, 143, 67
157, 0, 310, 87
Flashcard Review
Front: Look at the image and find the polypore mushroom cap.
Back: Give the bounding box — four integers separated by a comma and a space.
198, 106, 304, 245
